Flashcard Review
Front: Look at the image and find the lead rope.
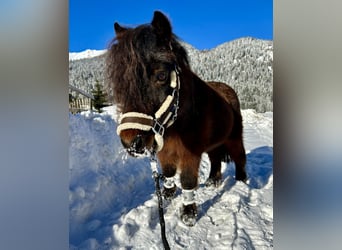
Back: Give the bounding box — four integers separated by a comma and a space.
150, 152, 170, 250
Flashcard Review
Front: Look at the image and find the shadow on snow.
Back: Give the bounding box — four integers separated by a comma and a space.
198, 146, 273, 221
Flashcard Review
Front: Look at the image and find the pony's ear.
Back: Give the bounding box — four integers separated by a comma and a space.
114, 22, 128, 37
151, 11, 172, 41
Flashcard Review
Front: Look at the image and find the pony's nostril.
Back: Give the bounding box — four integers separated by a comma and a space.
132, 135, 144, 152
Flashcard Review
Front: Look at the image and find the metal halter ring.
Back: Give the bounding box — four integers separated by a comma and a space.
152, 120, 165, 136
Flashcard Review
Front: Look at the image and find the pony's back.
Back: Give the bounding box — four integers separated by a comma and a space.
206, 81, 241, 113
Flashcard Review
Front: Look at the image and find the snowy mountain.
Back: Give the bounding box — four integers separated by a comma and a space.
69, 49, 106, 61
69, 37, 273, 112
69, 107, 273, 249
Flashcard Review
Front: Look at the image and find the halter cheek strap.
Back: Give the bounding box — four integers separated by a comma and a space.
116, 67, 180, 152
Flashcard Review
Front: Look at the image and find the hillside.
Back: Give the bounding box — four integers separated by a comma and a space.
69, 37, 273, 112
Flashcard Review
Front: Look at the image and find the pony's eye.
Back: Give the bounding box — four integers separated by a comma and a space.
156, 71, 167, 82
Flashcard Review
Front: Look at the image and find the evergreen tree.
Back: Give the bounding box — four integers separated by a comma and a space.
91, 80, 107, 113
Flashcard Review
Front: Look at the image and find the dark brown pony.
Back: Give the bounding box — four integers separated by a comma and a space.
106, 11, 247, 226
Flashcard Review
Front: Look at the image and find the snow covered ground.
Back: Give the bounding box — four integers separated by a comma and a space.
69, 107, 273, 249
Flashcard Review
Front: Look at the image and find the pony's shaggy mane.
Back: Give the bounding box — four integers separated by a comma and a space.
106, 24, 189, 114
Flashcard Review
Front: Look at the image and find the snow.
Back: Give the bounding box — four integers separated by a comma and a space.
69, 49, 106, 61
69, 107, 273, 249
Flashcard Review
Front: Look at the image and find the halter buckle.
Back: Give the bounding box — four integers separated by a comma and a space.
152, 119, 165, 136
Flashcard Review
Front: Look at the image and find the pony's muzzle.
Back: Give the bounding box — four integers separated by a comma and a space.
119, 129, 153, 156
120, 134, 144, 155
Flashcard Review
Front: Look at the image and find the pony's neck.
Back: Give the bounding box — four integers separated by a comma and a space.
177, 68, 204, 120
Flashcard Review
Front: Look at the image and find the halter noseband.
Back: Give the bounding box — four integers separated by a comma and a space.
116, 66, 180, 152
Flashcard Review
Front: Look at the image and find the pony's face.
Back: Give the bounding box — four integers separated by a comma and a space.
107, 11, 179, 155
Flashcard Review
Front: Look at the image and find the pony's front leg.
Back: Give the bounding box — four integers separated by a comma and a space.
179, 154, 201, 227
160, 163, 177, 200
158, 147, 178, 200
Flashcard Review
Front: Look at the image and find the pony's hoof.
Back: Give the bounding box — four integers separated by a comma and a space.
162, 185, 177, 201
236, 172, 247, 183
180, 203, 197, 227
205, 177, 222, 188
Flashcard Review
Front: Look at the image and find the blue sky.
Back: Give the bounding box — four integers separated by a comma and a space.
69, 0, 273, 52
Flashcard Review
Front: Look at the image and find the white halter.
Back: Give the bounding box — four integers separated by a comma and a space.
117, 67, 180, 152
